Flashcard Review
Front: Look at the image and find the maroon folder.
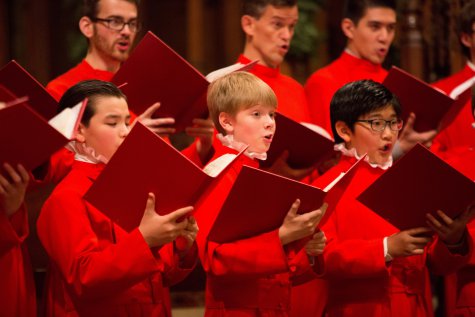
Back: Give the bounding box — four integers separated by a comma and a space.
207, 156, 365, 244
84, 122, 244, 232
111, 31, 209, 132
0, 103, 69, 172
383, 66, 470, 132
0, 60, 57, 120
260, 113, 336, 169
357, 143, 475, 231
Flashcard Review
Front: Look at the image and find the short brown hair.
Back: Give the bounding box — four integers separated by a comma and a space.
243, 0, 297, 19
82, 0, 140, 18
207, 72, 277, 135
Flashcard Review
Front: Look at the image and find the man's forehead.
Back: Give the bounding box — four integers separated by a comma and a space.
97, 0, 138, 17
359, 7, 396, 24
261, 4, 299, 20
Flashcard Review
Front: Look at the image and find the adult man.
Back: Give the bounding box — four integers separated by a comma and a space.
46, 0, 214, 164
305, 0, 436, 155
207, 0, 319, 180
431, 1, 475, 159
47, 0, 138, 100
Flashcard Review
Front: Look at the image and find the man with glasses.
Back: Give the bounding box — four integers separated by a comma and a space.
47, 0, 139, 100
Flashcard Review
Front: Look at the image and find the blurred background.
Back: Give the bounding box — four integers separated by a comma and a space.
0, 0, 470, 315
0, 0, 470, 86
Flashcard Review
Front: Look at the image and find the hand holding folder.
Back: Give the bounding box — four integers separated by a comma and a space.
0, 99, 86, 173
0, 60, 58, 120
383, 66, 471, 133
357, 143, 475, 231
207, 156, 365, 244
84, 122, 245, 232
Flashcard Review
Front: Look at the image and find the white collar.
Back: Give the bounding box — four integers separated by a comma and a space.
66, 141, 108, 164
217, 134, 267, 161
334, 143, 392, 170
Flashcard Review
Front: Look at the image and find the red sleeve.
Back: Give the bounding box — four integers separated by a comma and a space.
321, 212, 389, 280
157, 241, 197, 287
37, 189, 162, 301
0, 206, 28, 256
427, 233, 473, 275
305, 73, 338, 136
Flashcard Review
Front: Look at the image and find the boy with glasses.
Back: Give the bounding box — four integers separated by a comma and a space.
305, 0, 437, 158
313, 79, 472, 317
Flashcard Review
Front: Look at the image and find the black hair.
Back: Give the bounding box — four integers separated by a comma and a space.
58, 80, 127, 127
343, 0, 396, 25
330, 79, 401, 144
457, 1, 475, 59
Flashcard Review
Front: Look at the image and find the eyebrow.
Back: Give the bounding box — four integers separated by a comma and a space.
104, 114, 131, 120
105, 15, 137, 21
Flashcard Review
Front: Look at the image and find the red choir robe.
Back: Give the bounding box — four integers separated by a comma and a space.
235, 55, 312, 124
36, 160, 197, 317
0, 206, 36, 317
443, 148, 475, 317
431, 62, 475, 159
46, 60, 114, 101
305, 51, 388, 136
195, 143, 321, 317
314, 154, 472, 317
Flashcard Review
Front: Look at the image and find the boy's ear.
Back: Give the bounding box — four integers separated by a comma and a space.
335, 121, 352, 143
241, 15, 255, 37
79, 16, 94, 39
341, 18, 356, 40
219, 112, 234, 134
461, 32, 474, 49
75, 123, 87, 143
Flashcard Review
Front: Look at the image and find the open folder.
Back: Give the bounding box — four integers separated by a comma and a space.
112, 31, 257, 132
207, 155, 366, 244
0, 99, 86, 172
84, 122, 245, 233
357, 143, 475, 231
0, 60, 58, 120
382, 66, 471, 133
260, 113, 335, 169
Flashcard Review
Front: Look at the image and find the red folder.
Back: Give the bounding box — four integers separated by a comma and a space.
207, 155, 365, 244
260, 113, 336, 169
357, 143, 475, 231
382, 66, 470, 132
0, 60, 57, 120
0, 100, 84, 172
112, 31, 209, 132
84, 122, 245, 232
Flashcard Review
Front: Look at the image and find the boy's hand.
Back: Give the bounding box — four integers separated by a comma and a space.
279, 200, 327, 245
305, 230, 327, 256
137, 102, 176, 137
139, 193, 193, 248
267, 151, 315, 180
398, 112, 437, 153
0, 163, 30, 217
175, 216, 199, 254
387, 227, 432, 258
185, 118, 215, 164
426, 208, 474, 246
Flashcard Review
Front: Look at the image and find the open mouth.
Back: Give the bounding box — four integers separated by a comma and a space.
264, 134, 273, 142
380, 144, 392, 152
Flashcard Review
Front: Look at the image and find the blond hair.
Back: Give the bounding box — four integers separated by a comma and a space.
207, 72, 277, 134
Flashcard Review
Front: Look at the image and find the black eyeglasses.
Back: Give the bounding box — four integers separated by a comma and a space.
356, 118, 403, 132
90, 17, 141, 32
